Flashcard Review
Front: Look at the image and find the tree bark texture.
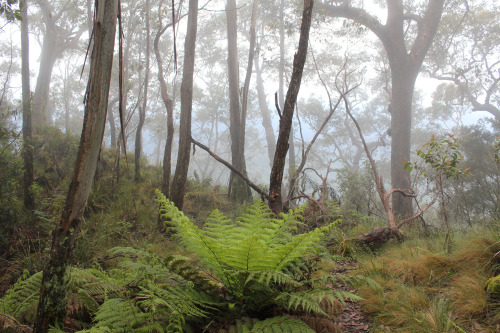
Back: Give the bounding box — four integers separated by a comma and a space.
170, 0, 198, 209
225, 0, 250, 203
269, 0, 314, 216
33, 0, 118, 331
321, 0, 445, 218
135, 0, 150, 182
21, 0, 34, 212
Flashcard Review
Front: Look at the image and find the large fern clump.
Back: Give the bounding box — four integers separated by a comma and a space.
157, 190, 359, 326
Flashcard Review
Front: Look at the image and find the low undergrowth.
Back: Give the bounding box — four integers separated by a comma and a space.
356, 228, 500, 332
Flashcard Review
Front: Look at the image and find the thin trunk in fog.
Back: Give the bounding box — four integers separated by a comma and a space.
269, 0, 313, 216
239, 0, 258, 200
254, 56, 276, 167
226, 0, 250, 203
320, 0, 445, 218
154, 0, 176, 199
33, 0, 118, 330
170, 0, 198, 209
135, 0, 150, 182
107, 97, 118, 148
21, 0, 34, 212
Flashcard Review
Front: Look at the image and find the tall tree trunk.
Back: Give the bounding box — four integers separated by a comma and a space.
21, 0, 34, 212
154, 1, 175, 199
226, 0, 250, 203
389, 64, 417, 218
33, 1, 118, 330
135, 0, 150, 182
170, 0, 198, 209
254, 57, 276, 166
269, 0, 314, 216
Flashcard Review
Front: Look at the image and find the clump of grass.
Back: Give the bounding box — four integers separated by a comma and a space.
449, 274, 488, 320
356, 230, 499, 332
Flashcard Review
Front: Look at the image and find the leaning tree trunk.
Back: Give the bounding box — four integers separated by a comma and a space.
21, 0, 34, 212
269, 0, 314, 216
170, 0, 199, 209
33, 0, 118, 331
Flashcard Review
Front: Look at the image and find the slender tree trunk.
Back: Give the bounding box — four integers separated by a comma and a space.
170, 0, 198, 209
107, 98, 117, 148
135, 0, 150, 182
154, 1, 175, 199
269, 0, 314, 216
254, 57, 276, 166
226, 0, 250, 203
21, 0, 34, 212
33, 1, 118, 331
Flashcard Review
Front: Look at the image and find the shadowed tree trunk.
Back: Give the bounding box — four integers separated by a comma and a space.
33, 0, 118, 330
320, 0, 445, 218
170, 0, 199, 209
269, 0, 314, 216
135, 0, 150, 182
21, 0, 34, 212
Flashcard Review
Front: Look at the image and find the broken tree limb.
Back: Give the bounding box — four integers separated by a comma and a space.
191, 137, 270, 201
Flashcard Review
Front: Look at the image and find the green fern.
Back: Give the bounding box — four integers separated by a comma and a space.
156, 190, 354, 318
0, 270, 42, 321
220, 316, 315, 333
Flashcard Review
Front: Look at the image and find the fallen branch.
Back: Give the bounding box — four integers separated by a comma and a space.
191, 137, 270, 201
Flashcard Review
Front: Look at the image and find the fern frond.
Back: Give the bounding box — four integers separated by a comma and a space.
0, 270, 42, 319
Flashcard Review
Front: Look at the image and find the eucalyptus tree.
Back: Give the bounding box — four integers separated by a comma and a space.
31, 0, 86, 128
170, 0, 199, 209
318, 0, 445, 218
33, 0, 119, 330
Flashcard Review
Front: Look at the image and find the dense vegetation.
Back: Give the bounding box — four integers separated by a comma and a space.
0, 129, 499, 331
0, 0, 499, 332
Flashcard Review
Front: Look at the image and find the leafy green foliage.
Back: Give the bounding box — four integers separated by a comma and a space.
404, 133, 469, 179
156, 189, 358, 321
0, 0, 21, 22
220, 316, 316, 333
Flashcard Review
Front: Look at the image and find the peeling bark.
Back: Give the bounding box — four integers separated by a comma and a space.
33, 1, 118, 330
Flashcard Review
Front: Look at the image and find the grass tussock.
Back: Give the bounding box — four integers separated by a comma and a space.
356, 231, 499, 332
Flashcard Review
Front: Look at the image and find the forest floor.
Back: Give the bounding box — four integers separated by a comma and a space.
332, 260, 372, 333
